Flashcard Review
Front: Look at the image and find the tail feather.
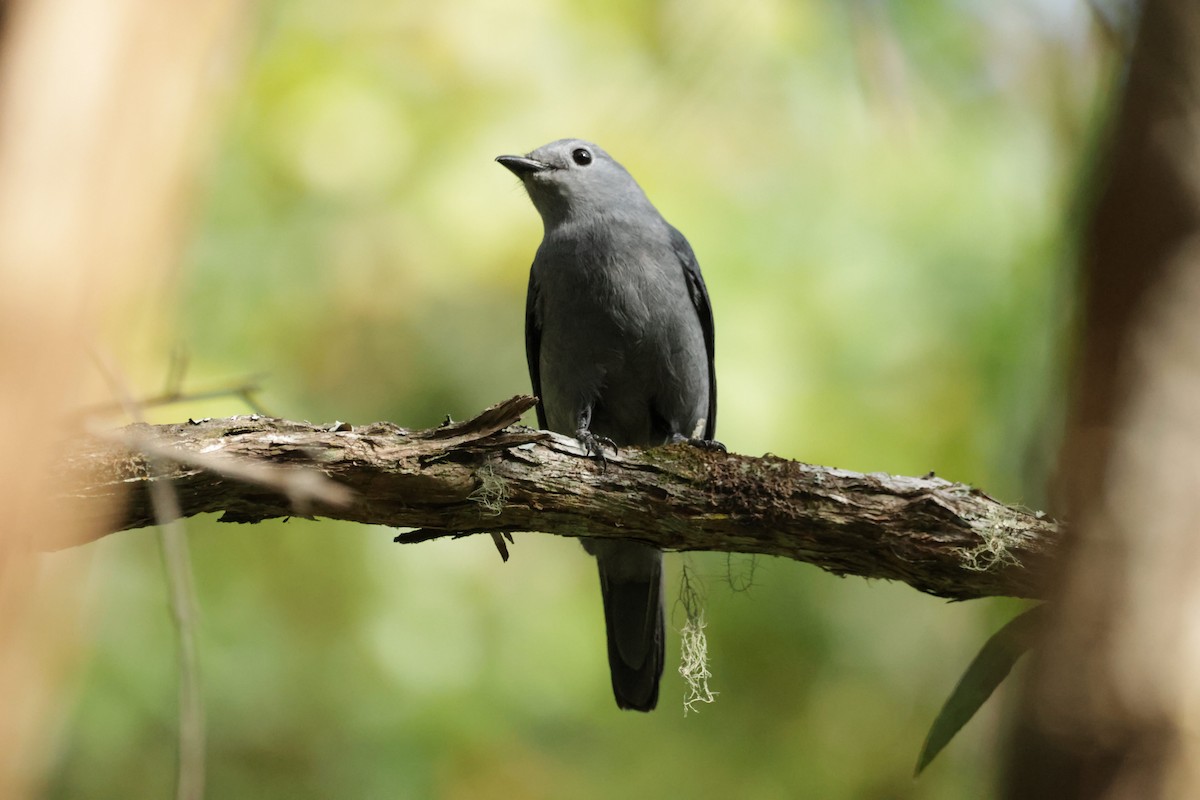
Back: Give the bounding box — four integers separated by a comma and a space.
591, 540, 665, 712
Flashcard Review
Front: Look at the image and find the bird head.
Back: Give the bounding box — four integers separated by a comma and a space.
496, 139, 652, 229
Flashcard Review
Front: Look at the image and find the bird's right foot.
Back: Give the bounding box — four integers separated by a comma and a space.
576, 429, 618, 468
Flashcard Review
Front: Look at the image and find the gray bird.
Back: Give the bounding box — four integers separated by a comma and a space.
497, 139, 718, 711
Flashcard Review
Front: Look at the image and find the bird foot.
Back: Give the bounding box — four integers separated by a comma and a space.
576, 429, 618, 468
670, 433, 727, 452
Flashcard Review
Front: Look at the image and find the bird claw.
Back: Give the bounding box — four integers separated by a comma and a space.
576, 429, 618, 468
670, 433, 726, 452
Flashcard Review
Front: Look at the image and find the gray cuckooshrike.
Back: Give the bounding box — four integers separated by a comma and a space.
498, 138, 718, 711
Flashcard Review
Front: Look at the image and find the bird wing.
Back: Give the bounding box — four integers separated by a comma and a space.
668, 226, 717, 440
524, 268, 549, 430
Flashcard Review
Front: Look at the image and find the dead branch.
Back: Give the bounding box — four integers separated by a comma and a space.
57, 395, 1059, 601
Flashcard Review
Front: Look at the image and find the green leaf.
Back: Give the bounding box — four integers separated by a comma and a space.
915, 604, 1047, 775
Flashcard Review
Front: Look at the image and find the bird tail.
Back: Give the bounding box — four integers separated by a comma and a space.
591, 540, 665, 712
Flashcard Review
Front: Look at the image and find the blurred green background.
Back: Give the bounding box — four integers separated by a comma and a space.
50, 0, 1112, 797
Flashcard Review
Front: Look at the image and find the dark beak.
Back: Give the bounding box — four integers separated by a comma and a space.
496, 155, 551, 176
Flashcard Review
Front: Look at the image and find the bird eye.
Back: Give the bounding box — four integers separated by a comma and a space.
572, 148, 593, 166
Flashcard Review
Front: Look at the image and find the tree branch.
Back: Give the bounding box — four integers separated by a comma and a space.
59, 395, 1059, 601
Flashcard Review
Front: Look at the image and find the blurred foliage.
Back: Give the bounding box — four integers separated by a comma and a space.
916, 604, 1046, 775
50, 0, 1114, 797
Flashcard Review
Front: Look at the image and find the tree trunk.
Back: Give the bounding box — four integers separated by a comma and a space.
1004, 1, 1200, 796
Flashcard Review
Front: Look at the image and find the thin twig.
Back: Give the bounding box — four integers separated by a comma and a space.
149, 481, 206, 800
75, 374, 269, 420
89, 349, 206, 800
101, 427, 355, 512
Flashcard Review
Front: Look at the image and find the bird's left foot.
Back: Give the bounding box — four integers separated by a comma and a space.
670, 433, 727, 452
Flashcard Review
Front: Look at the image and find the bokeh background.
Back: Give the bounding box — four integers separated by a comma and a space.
48, 0, 1115, 797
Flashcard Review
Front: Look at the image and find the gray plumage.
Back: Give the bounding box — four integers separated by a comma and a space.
497, 139, 717, 712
